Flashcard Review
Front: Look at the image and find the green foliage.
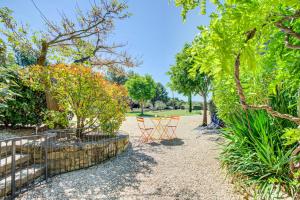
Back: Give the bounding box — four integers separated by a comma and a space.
106, 71, 128, 85
125, 74, 156, 114
150, 82, 169, 107
0, 66, 15, 107
282, 129, 300, 146
220, 110, 298, 198
44, 110, 69, 129
166, 97, 185, 109
0, 40, 18, 107
26, 64, 128, 136
168, 42, 211, 125
168, 43, 208, 96
0, 43, 46, 126
154, 101, 167, 110
172, 0, 218, 19
174, 1, 300, 121
172, 0, 300, 196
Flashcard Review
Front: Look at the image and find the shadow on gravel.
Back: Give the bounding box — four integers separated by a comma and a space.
160, 138, 184, 146
24, 143, 157, 200
194, 125, 220, 135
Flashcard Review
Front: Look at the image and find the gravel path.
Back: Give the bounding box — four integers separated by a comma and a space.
18, 116, 240, 200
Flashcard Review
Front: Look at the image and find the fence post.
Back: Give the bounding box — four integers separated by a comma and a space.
44, 135, 48, 182
11, 139, 16, 198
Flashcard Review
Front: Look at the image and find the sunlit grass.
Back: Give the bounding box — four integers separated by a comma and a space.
126, 109, 202, 117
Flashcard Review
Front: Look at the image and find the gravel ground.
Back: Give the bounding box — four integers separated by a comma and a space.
17, 116, 240, 200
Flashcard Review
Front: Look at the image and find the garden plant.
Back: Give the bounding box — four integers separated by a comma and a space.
23, 64, 128, 138
173, 0, 300, 198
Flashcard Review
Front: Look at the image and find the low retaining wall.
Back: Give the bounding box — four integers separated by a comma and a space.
18, 134, 129, 175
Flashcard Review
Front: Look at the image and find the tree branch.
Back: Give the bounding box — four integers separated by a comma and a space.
275, 10, 300, 40
233, 28, 300, 125
249, 105, 300, 124
285, 35, 300, 50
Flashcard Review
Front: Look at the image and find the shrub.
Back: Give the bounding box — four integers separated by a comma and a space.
192, 105, 202, 110
24, 64, 128, 137
155, 101, 166, 110
220, 110, 298, 199
0, 70, 46, 127
43, 110, 69, 129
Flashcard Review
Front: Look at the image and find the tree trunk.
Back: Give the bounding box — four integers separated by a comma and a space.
76, 118, 84, 138
202, 94, 208, 126
188, 92, 192, 113
45, 90, 60, 110
37, 41, 60, 111
37, 41, 48, 66
152, 101, 155, 110
141, 101, 144, 115
130, 100, 134, 111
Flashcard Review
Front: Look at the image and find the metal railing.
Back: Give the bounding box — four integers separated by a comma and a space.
0, 135, 46, 199
0, 128, 126, 199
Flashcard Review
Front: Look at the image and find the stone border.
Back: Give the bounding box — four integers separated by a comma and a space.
20, 134, 129, 175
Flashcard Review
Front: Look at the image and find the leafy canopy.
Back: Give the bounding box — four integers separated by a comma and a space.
151, 82, 169, 106
125, 74, 156, 103
168, 43, 210, 97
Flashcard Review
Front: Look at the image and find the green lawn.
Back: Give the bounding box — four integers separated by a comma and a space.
126, 109, 202, 117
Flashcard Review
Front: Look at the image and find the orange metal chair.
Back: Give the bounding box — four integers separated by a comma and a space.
166, 116, 180, 139
136, 117, 154, 144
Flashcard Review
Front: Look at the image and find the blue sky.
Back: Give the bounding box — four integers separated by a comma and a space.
0, 0, 214, 101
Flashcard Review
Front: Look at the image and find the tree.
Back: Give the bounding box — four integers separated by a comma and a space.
173, 0, 300, 125
168, 44, 196, 112
106, 70, 138, 85
106, 70, 128, 85
25, 64, 128, 138
0, 1, 136, 110
150, 82, 168, 108
168, 43, 210, 126
125, 75, 156, 115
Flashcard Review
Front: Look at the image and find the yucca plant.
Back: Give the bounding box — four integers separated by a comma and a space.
220, 110, 298, 199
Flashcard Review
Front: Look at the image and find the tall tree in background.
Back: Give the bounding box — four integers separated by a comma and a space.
106, 70, 137, 85
168, 43, 210, 125
150, 82, 169, 108
167, 44, 196, 113
106, 70, 128, 85
194, 69, 210, 126
125, 75, 156, 115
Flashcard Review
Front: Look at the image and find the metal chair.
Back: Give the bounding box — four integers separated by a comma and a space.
136, 117, 154, 144
166, 116, 180, 139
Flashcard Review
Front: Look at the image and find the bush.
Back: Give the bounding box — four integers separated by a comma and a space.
0, 71, 46, 127
166, 98, 184, 109
192, 105, 202, 110
43, 110, 69, 129
220, 110, 298, 199
24, 64, 128, 137
155, 101, 166, 110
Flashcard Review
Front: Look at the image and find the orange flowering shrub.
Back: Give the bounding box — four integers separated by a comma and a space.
24, 64, 128, 137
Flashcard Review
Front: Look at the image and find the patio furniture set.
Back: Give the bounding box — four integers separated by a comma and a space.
136, 116, 180, 144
